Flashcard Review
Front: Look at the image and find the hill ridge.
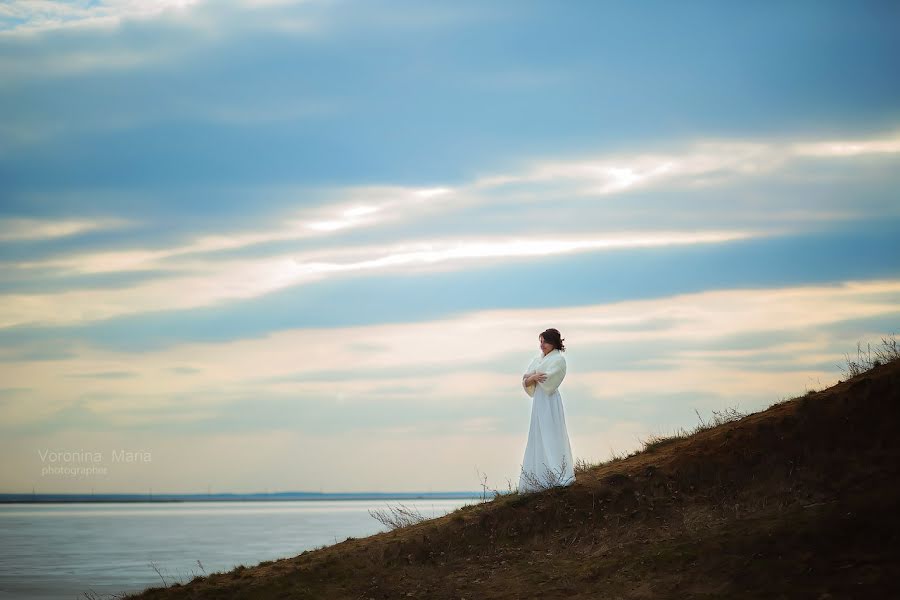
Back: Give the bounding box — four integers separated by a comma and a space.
123, 357, 900, 599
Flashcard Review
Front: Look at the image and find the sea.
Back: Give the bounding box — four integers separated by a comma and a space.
0, 495, 483, 599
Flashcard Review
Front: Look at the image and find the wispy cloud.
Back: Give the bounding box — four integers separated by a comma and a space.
475, 130, 900, 197
0, 228, 761, 328
0, 216, 133, 241
0, 0, 202, 35
0, 0, 330, 85
2, 129, 897, 328
790, 136, 900, 157
1, 275, 897, 492
4, 275, 899, 429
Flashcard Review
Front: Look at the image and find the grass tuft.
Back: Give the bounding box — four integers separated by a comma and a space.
838, 332, 900, 379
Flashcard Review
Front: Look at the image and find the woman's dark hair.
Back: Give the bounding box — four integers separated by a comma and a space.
540, 328, 566, 352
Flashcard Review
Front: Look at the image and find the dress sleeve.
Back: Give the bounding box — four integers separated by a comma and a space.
522, 356, 537, 397
538, 355, 567, 395
523, 378, 536, 398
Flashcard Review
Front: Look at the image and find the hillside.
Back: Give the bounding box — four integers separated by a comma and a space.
121, 356, 900, 599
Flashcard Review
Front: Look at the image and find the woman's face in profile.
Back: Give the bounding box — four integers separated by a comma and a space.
539, 336, 554, 355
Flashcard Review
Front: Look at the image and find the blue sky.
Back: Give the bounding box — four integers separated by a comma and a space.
1, 0, 899, 494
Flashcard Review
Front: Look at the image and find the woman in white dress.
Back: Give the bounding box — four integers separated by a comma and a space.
518, 328, 576, 493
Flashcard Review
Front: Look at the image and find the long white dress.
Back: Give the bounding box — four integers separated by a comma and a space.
518, 348, 576, 492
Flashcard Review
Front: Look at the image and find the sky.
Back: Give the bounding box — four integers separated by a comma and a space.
1, 0, 899, 494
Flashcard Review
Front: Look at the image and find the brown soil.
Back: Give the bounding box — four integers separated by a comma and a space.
122, 357, 900, 599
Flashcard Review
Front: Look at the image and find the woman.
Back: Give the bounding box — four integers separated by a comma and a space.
518, 328, 575, 493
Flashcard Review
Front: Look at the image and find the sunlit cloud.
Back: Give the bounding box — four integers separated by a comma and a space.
473, 130, 900, 197
0, 216, 134, 241
2, 128, 899, 328
790, 136, 900, 157
299, 230, 760, 275
0, 228, 763, 328
35, 277, 900, 398
9, 130, 899, 266
0, 279, 900, 488
2, 269, 898, 491
0, 0, 203, 35
2, 184, 451, 272
0, 0, 326, 86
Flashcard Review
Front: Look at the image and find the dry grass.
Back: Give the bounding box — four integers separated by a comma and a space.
79, 590, 130, 600
516, 455, 574, 494
368, 502, 429, 530
838, 332, 900, 378
637, 406, 747, 454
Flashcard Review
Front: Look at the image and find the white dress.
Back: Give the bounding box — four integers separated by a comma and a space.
518, 348, 576, 492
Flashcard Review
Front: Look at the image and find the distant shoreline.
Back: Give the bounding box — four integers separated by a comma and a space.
0, 492, 485, 504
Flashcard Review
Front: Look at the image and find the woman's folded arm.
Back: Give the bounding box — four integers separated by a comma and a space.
538, 360, 566, 394
522, 371, 537, 397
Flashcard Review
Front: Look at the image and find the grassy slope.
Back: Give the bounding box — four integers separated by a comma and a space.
122, 357, 900, 599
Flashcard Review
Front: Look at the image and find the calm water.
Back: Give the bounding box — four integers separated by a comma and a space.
0, 499, 479, 599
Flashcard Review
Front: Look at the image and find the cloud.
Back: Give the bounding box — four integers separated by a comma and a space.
1, 273, 897, 492
474, 130, 900, 197
0, 1, 215, 75
0, 0, 323, 36
2, 128, 899, 329
0, 1, 191, 34
2, 275, 898, 428
790, 136, 900, 157
63, 370, 138, 379
0, 216, 134, 241
0, 227, 766, 328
